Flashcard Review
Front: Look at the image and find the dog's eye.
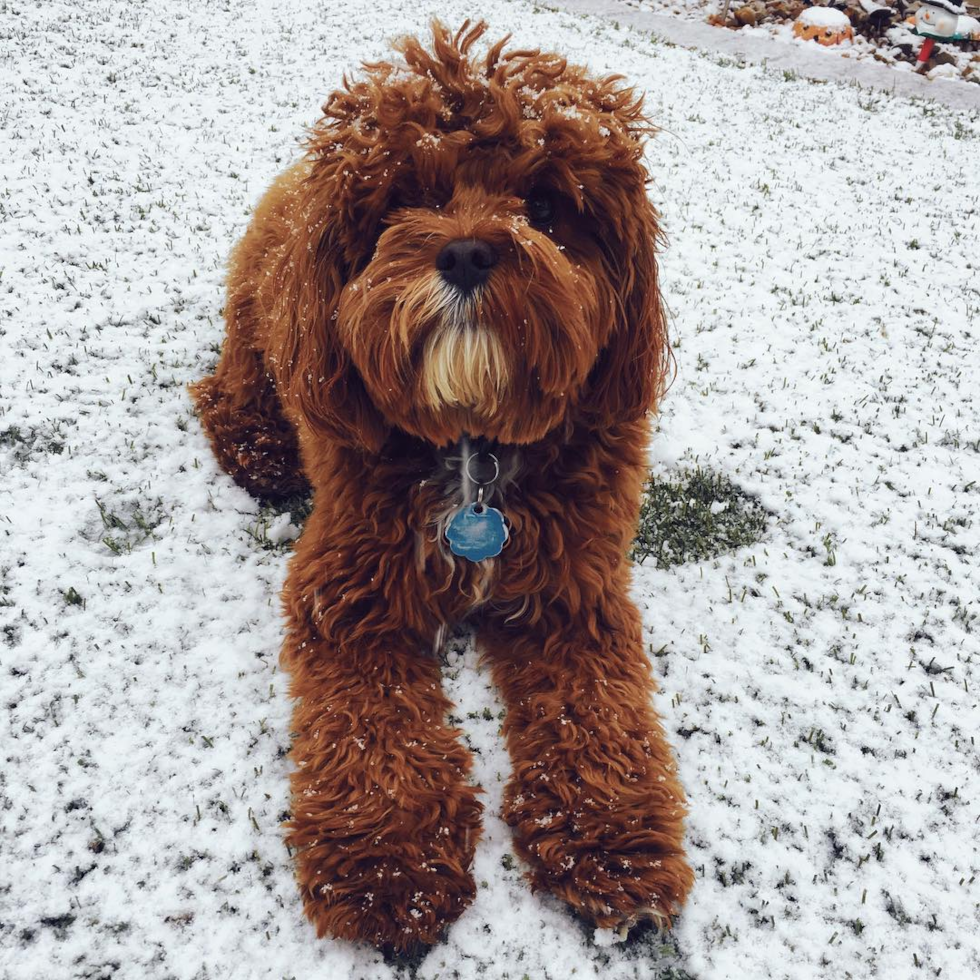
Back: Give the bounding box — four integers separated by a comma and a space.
386, 181, 445, 217
386, 190, 408, 215
525, 189, 556, 226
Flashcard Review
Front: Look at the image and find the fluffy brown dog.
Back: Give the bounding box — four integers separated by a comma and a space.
191, 20, 693, 951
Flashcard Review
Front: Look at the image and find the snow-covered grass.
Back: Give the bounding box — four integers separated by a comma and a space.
2, 1, 979, 978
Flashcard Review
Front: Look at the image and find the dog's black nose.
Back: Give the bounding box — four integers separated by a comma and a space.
435, 239, 497, 293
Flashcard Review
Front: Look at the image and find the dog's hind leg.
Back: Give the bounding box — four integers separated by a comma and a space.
190, 252, 308, 502
191, 346, 308, 503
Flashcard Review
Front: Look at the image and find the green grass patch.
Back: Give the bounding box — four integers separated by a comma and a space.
632, 468, 768, 568
96, 497, 169, 555
244, 494, 313, 552
0, 424, 67, 463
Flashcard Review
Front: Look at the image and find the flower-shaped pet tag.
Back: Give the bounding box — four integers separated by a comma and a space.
445, 502, 509, 562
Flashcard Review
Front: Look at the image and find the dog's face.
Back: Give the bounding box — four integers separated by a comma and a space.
272, 21, 669, 451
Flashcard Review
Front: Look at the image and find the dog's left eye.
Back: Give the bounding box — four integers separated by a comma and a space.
525, 190, 556, 226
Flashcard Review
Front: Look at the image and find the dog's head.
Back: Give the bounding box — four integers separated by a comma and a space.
271, 21, 670, 452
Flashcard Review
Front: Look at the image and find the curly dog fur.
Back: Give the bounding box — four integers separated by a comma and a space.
191, 20, 693, 951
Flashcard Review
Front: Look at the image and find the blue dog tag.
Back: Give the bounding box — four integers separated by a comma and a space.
446, 503, 509, 562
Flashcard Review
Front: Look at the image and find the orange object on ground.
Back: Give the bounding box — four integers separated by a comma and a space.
793, 8, 855, 45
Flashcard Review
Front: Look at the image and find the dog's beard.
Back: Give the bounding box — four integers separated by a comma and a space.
420, 284, 509, 417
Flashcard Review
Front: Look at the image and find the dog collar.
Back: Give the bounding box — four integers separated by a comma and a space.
445, 449, 509, 561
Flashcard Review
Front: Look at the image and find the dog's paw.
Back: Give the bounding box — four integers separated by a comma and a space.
612, 903, 673, 936
289, 789, 482, 952
544, 843, 691, 931
296, 848, 476, 952
505, 790, 693, 931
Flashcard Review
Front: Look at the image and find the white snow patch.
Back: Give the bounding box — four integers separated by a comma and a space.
797, 7, 852, 30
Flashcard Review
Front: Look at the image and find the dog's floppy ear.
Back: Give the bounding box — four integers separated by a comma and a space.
578, 194, 672, 427
267, 164, 389, 455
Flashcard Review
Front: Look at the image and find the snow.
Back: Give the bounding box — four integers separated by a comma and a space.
796, 7, 852, 29
2, 1, 980, 979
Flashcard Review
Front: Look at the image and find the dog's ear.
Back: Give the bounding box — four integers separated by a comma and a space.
267, 165, 389, 455
578, 194, 672, 427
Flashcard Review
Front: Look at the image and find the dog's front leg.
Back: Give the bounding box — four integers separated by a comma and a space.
482, 589, 693, 932
280, 514, 482, 952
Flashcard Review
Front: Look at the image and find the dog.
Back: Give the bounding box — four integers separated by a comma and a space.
191, 20, 693, 952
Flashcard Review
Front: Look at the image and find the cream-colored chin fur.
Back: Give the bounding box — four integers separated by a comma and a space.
421, 317, 509, 415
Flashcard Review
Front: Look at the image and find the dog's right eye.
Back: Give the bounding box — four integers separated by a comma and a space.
525, 190, 556, 227
386, 181, 446, 218
385, 190, 407, 216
